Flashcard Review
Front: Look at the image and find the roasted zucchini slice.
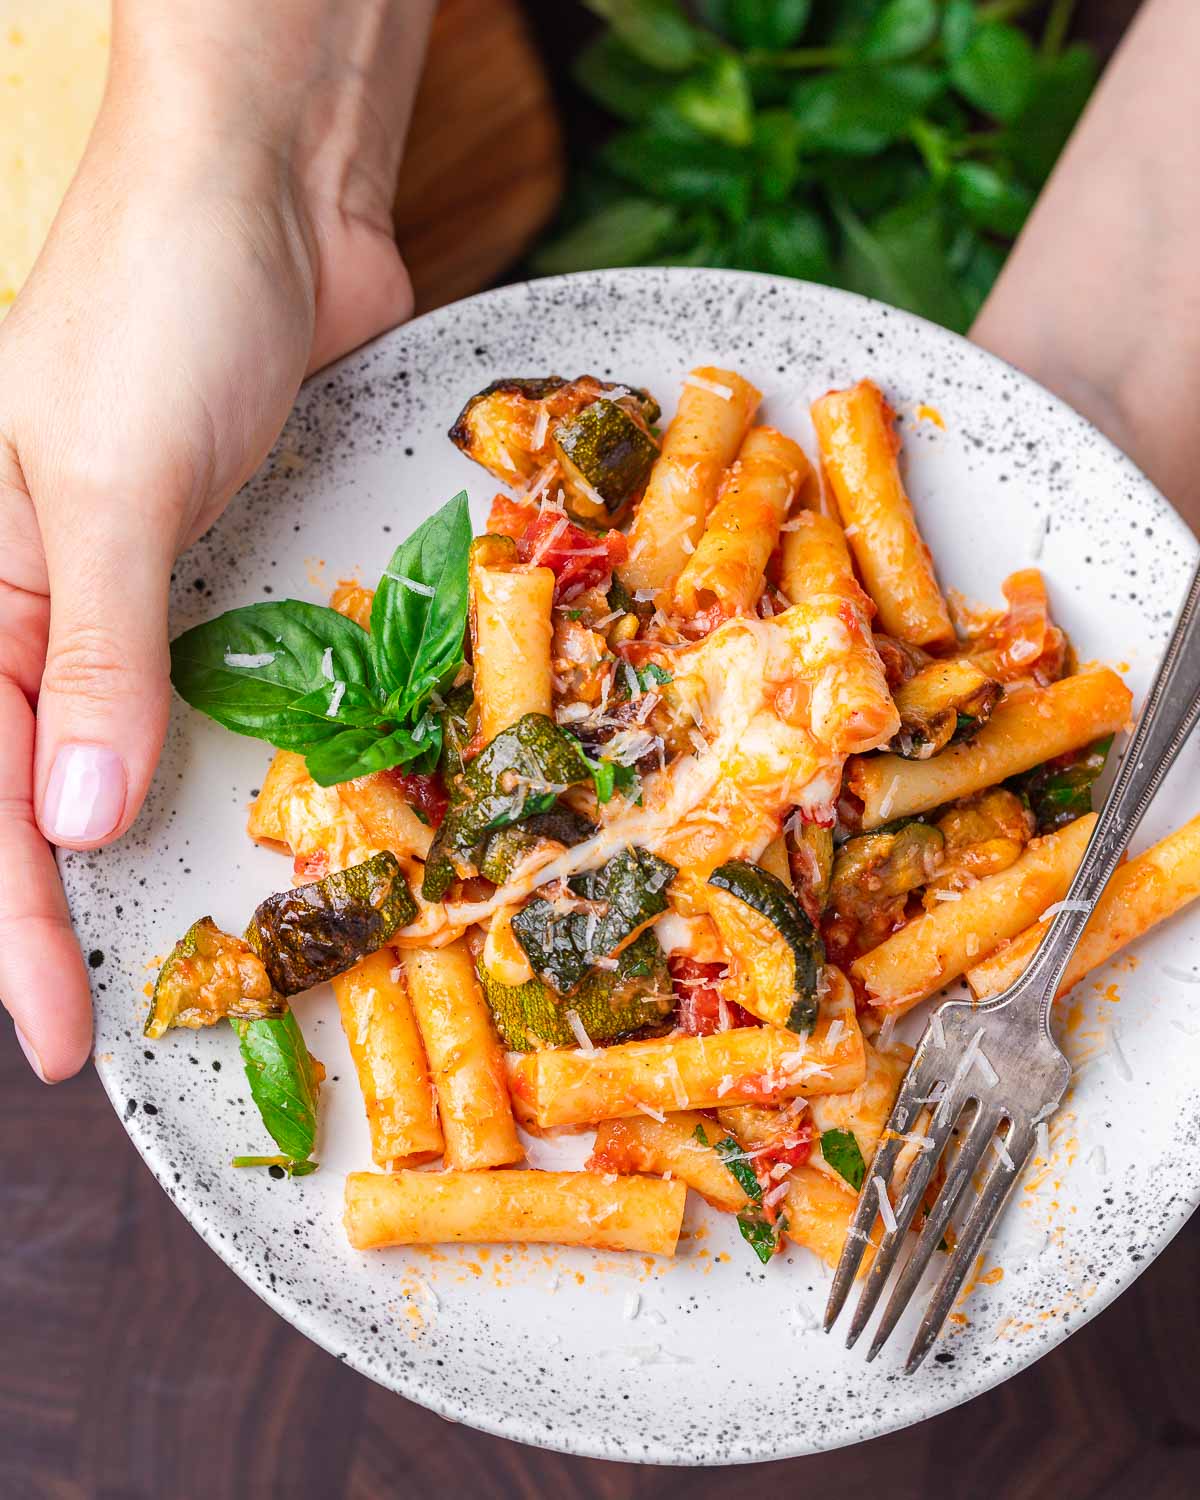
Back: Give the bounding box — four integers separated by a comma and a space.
246, 851, 417, 995
422, 713, 594, 900
478, 807, 596, 884
553, 399, 658, 518
146, 917, 285, 1038
477, 927, 673, 1050
829, 822, 945, 919
511, 846, 677, 995
706, 859, 824, 1033
890, 657, 1002, 759
787, 821, 835, 922
1009, 735, 1113, 833
447, 375, 660, 516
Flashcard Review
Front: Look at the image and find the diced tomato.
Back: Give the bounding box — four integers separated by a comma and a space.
516, 510, 628, 603
293, 848, 330, 882
487, 494, 538, 540
382, 768, 449, 829
669, 957, 757, 1035
752, 1116, 815, 1182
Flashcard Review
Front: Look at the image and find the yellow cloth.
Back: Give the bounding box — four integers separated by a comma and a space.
0, 2, 109, 318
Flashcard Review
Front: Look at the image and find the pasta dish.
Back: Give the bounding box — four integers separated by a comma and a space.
154, 365, 1200, 1271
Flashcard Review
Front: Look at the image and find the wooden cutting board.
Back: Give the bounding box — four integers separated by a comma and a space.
397, 0, 564, 313
0, 0, 562, 319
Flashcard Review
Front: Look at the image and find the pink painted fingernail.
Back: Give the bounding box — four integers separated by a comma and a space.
41, 744, 126, 844
14, 1022, 49, 1084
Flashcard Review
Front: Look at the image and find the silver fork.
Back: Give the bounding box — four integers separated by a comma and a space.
825, 555, 1200, 1372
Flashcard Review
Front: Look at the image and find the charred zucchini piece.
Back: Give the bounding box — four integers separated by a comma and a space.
553, 399, 658, 517
477, 928, 673, 1050
422, 713, 594, 900
890, 657, 1002, 759
1009, 735, 1113, 833
436, 679, 475, 781
247, 851, 417, 995
511, 846, 677, 995
447, 375, 659, 495
829, 822, 945, 918
478, 808, 596, 884
147, 917, 285, 1038
707, 860, 824, 1033
788, 821, 835, 922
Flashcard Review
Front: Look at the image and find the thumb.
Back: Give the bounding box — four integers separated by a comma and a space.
35, 517, 173, 850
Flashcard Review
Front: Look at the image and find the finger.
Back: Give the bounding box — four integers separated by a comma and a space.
34, 514, 173, 850
0, 674, 93, 1081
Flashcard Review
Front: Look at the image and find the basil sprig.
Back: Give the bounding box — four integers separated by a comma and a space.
696, 1123, 787, 1265
821, 1126, 867, 1191
233, 1011, 322, 1164
169, 492, 471, 786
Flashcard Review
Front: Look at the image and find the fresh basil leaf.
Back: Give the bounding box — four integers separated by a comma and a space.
737, 1211, 786, 1264
859, 0, 938, 63
821, 1126, 867, 1190
600, 126, 753, 222
791, 65, 944, 155
531, 198, 679, 276
835, 191, 969, 332
303, 717, 443, 787
584, 0, 703, 73
698, 0, 812, 49
573, 32, 678, 121
948, 21, 1035, 124
231, 1154, 318, 1177
233, 1011, 321, 1163
370, 491, 470, 711
950, 162, 1034, 239
169, 601, 378, 751
671, 53, 754, 146
940, 0, 975, 61
1004, 44, 1096, 185
639, 663, 673, 688
289, 680, 391, 731
697, 1124, 763, 1202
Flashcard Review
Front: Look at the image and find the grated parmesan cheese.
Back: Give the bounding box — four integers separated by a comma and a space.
991, 1134, 1015, 1171
684, 373, 733, 400
223, 650, 276, 669
878, 776, 901, 820
873, 1176, 897, 1234
326, 680, 346, 717
383, 570, 436, 597
531, 405, 550, 449
1036, 1121, 1050, 1161
565, 1008, 596, 1054
1040, 898, 1092, 921
320, 646, 334, 681
635, 1101, 667, 1124
623, 1291, 641, 1321
929, 1011, 946, 1050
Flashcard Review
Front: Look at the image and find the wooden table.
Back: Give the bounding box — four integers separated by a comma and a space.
8, 3, 1197, 1497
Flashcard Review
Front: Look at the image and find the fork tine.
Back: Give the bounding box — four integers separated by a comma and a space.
863, 1105, 1002, 1362
902, 1124, 1035, 1374
844, 1109, 955, 1349
823, 1057, 947, 1331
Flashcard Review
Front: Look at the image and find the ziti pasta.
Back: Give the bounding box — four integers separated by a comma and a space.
152, 363, 1196, 1278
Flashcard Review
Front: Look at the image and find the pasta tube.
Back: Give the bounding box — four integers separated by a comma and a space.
507, 984, 865, 1129
849, 667, 1132, 829
967, 812, 1200, 1000
338, 772, 434, 860
782, 1167, 866, 1269
673, 426, 811, 617
852, 813, 1096, 1013
470, 539, 554, 744
811, 380, 954, 649
331, 951, 443, 1167
777, 512, 900, 754
345, 1170, 687, 1255
401, 941, 523, 1170
589, 1110, 751, 1213
246, 749, 374, 874
247, 750, 308, 847
622, 367, 760, 592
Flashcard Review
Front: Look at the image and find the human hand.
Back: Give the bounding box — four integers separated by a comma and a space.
0, 0, 434, 1081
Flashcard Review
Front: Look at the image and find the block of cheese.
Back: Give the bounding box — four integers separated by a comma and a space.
0, 2, 110, 317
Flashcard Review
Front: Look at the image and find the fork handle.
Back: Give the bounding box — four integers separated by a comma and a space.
1018, 555, 1200, 1014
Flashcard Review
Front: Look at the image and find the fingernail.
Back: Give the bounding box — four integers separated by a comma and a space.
41, 744, 126, 844
14, 1022, 49, 1084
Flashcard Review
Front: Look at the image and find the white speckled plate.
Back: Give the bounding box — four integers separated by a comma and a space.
64, 270, 1200, 1464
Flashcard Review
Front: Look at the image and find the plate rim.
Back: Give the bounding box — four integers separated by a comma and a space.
82, 265, 1200, 1464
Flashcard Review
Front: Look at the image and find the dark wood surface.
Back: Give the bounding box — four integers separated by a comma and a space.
8, 2, 1195, 1497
